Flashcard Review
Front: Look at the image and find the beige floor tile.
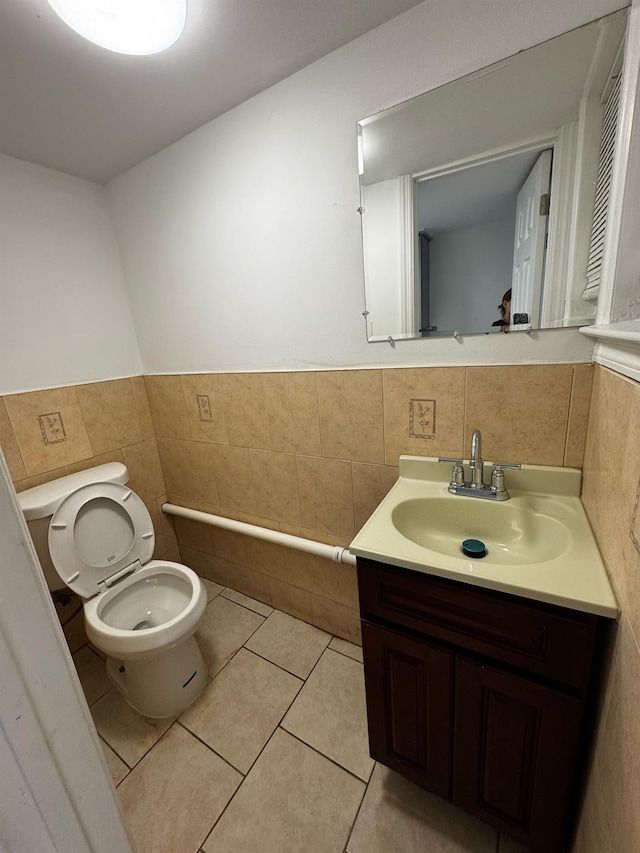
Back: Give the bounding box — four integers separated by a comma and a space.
100, 738, 129, 786
347, 764, 497, 853
245, 609, 330, 678
53, 597, 88, 653
202, 728, 365, 853
118, 724, 242, 853
498, 835, 529, 852
91, 689, 173, 767
221, 587, 273, 617
282, 648, 373, 781
201, 577, 224, 602
72, 646, 112, 706
181, 648, 302, 773
196, 594, 264, 678
328, 636, 364, 663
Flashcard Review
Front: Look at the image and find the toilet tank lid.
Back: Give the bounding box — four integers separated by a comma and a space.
18, 463, 129, 520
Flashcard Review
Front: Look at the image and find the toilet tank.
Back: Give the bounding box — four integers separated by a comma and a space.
18, 463, 129, 591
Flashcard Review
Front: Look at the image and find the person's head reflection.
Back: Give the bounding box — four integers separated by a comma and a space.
491, 288, 511, 332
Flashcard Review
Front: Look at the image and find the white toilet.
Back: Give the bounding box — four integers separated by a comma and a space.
18, 462, 208, 719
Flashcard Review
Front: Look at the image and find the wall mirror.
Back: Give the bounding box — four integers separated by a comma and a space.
358, 9, 628, 341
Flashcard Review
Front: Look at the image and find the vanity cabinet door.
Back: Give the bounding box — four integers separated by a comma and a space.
453, 657, 583, 853
361, 620, 453, 798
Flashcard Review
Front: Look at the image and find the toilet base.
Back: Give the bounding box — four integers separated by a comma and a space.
106, 634, 208, 719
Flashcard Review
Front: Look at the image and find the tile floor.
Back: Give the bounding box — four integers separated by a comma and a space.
74, 580, 527, 853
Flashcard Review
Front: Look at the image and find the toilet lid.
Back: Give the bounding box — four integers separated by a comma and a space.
48, 482, 155, 599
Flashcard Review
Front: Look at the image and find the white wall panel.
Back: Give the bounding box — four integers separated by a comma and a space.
0, 154, 142, 394
107, 0, 623, 373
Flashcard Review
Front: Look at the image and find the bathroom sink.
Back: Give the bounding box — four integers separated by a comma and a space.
349, 456, 618, 617
391, 496, 571, 565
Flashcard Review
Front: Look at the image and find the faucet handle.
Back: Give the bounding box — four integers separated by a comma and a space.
490, 462, 521, 498
438, 457, 465, 487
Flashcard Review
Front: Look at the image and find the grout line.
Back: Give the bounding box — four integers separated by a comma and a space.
280, 727, 371, 786
315, 370, 325, 459
175, 719, 247, 777
562, 365, 577, 466
195, 652, 307, 784
203, 623, 338, 785
98, 734, 132, 788
239, 646, 305, 686
87, 683, 112, 709
116, 718, 180, 777
219, 587, 273, 618
462, 365, 468, 455
327, 644, 363, 665
380, 369, 388, 466
242, 642, 324, 681
349, 458, 357, 535
104, 602, 365, 846
196, 721, 289, 850
343, 762, 375, 853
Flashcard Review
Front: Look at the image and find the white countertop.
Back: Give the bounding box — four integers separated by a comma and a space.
349, 457, 619, 619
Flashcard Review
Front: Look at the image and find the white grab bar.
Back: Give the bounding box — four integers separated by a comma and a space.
161, 502, 357, 566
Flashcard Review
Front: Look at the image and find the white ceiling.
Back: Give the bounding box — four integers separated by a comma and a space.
416, 150, 541, 236
0, 0, 423, 184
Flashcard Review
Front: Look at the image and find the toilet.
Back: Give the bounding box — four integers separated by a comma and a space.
18, 462, 207, 719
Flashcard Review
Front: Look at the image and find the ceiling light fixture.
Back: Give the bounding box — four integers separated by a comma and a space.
47, 0, 187, 56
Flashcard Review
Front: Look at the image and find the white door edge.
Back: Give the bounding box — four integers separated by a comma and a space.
0, 448, 134, 853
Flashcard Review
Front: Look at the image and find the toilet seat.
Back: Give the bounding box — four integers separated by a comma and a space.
48, 481, 154, 599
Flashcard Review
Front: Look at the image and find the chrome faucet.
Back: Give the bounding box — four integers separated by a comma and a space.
438, 429, 521, 501
469, 429, 484, 489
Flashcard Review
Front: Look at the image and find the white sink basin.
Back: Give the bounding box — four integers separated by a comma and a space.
392, 495, 571, 565
350, 456, 618, 617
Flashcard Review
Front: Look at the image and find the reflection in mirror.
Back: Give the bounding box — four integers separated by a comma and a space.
358, 9, 628, 342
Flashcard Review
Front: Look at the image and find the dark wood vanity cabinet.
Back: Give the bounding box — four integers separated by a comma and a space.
357, 558, 605, 853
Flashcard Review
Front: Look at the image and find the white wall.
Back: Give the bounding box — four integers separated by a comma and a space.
0, 153, 142, 395
430, 219, 515, 335
108, 0, 627, 374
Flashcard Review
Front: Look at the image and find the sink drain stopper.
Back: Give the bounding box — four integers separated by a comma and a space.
462, 538, 487, 558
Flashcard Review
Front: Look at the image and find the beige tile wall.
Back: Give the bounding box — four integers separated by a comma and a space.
146, 363, 592, 645
0, 377, 177, 652
4, 359, 637, 845
573, 365, 640, 853
0, 363, 593, 649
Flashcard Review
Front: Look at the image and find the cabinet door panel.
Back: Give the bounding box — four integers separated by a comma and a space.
453, 657, 582, 852
357, 559, 597, 691
361, 620, 452, 798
